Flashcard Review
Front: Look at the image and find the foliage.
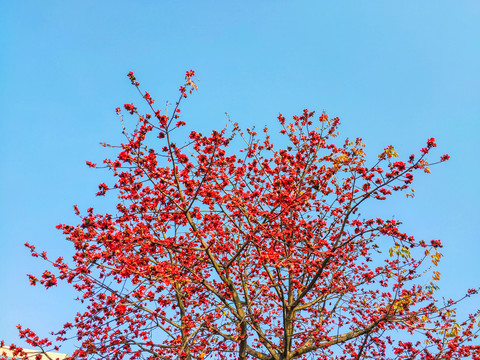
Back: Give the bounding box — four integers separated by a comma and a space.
2, 71, 479, 360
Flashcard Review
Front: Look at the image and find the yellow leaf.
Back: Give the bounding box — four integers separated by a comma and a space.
447, 327, 459, 337
385, 146, 399, 158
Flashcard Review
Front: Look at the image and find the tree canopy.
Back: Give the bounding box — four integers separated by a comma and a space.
2, 71, 479, 360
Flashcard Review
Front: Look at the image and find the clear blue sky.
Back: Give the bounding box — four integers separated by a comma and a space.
1, 1, 479, 354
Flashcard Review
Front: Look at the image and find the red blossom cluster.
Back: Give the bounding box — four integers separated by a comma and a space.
124, 103, 136, 114
2, 72, 478, 360
127, 71, 139, 86
143, 91, 154, 105
441, 154, 450, 162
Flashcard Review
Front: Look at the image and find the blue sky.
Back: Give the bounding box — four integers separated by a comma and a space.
1, 1, 479, 354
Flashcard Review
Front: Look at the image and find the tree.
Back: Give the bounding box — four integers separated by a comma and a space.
2, 71, 479, 360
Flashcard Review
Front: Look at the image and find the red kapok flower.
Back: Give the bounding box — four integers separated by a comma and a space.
144, 92, 154, 105
431, 239, 442, 248
392, 161, 406, 171
124, 103, 137, 114
127, 71, 136, 84
427, 137, 437, 148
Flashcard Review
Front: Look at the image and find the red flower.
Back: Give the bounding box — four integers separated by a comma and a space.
427, 137, 437, 148
144, 92, 154, 105
124, 103, 137, 114
404, 173, 414, 184
392, 161, 406, 171
27, 275, 38, 286
431, 239, 442, 248
440, 154, 450, 161
96, 183, 108, 196
127, 72, 137, 85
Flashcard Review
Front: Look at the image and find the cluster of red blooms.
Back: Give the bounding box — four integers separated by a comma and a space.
127, 71, 139, 86
124, 103, 137, 114
143, 91, 154, 105
3, 72, 478, 360
420, 137, 437, 154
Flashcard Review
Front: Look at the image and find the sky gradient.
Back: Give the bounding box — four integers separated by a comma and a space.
1, 1, 479, 355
